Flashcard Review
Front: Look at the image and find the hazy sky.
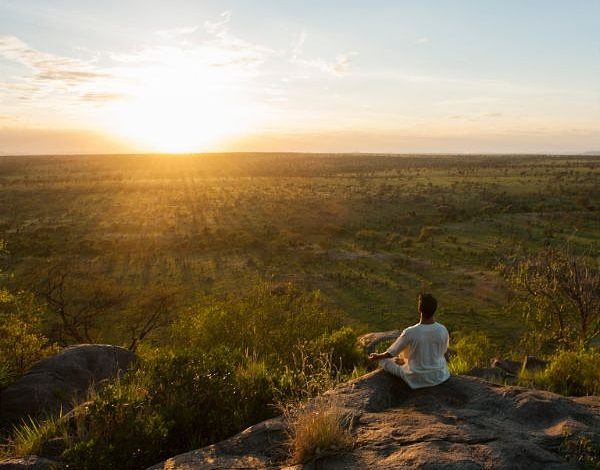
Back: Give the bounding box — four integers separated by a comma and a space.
1, 0, 599, 154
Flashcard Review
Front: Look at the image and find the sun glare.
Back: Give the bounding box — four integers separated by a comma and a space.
101, 56, 262, 153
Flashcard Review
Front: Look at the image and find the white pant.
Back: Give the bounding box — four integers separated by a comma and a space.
379, 358, 408, 379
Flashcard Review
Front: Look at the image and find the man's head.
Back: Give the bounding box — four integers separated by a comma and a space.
418, 293, 437, 319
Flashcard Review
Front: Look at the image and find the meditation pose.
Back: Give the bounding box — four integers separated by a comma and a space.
369, 293, 450, 389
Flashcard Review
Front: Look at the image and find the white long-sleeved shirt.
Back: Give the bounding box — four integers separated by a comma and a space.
384, 322, 450, 389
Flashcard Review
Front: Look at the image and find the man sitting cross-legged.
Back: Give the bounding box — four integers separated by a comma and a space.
368, 293, 450, 389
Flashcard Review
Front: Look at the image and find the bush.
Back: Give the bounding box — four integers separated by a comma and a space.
448, 332, 496, 375
307, 327, 363, 373
172, 282, 343, 365
0, 288, 58, 387
560, 428, 600, 469
61, 348, 279, 469
538, 349, 600, 396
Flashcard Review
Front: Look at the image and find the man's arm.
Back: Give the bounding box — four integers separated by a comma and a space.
368, 351, 393, 361
368, 330, 410, 362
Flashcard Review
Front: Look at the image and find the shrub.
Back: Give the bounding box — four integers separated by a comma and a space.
538, 349, 600, 396
286, 398, 353, 464
172, 282, 343, 365
0, 288, 58, 387
559, 429, 600, 469
448, 332, 495, 375
307, 327, 363, 372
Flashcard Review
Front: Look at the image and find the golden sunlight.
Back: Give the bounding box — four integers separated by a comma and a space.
101, 56, 262, 153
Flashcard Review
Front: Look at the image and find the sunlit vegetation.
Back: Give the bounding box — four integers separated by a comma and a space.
0, 153, 598, 468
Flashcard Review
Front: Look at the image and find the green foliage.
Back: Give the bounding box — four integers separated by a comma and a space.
501, 247, 599, 352
448, 332, 496, 375
4, 413, 65, 458
173, 282, 341, 365
560, 429, 600, 469
0, 288, 58, 387
307, 327, 364, 372
537, 349, 600, 396
61, 349, 278, 469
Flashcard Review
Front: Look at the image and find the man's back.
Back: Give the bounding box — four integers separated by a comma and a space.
383, 321, 450, 389
402, 322, 449, 373
369, 293, 450, 389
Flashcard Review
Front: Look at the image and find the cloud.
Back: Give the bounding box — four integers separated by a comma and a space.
294, 52, 356, 77
291, 30, 306, 61
0, 35, 107, 85
481, 112, 503, 118
155, 26, 198, 39
289, 31, 356, 77
204, 10, 232, 38
111, 11, 275, 71
81, 92, 126, 102
415, 37, 430, 44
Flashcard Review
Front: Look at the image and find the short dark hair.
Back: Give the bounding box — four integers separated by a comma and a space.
418, 293, 437, 318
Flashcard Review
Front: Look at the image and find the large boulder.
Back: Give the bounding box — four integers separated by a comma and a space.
147, 370, 600, 469
0, 344, 135, 421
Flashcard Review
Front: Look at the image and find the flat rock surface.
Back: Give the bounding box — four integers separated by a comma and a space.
0, 344, 135, 421
148, 370, 600, 469
0, 456, 56, 469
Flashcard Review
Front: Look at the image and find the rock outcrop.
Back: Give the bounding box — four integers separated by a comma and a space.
358, 330, 401, 353
148, 370, 600, 469
0, 344, 135, 421
0, 456, 56, 470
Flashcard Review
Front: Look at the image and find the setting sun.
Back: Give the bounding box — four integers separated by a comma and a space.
97, 39, 265, 153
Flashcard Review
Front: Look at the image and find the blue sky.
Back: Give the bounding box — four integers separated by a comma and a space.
1, 0, 599, 154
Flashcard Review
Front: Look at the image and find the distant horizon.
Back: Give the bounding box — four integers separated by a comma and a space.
1, 1, 599, 154
2, 150, 599, 158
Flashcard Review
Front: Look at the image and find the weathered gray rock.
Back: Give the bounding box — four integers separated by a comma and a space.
0, 456, 56, 470
148, 370, 599, 469
491, 357, 521, 375
358, 330, 401, 353
0, 344, 135, 421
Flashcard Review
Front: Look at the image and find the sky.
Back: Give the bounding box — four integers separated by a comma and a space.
0, 0, 599, 154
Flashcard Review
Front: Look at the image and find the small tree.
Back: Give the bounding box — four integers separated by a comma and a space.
501, 247, 599, 351
33, 264, 128, 344
125, 287, 180, 351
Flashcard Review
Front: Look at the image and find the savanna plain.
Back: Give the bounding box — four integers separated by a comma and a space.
0, 153, 598, 468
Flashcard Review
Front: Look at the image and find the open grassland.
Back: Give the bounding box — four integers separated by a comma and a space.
0, 153, 598, 345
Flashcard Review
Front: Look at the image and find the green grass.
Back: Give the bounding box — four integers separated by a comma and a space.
0, 154, 598, 346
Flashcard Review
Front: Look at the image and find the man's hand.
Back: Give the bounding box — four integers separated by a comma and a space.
368, 352, 390, 362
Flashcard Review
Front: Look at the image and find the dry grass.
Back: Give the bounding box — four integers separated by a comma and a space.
286, 398, 354, 464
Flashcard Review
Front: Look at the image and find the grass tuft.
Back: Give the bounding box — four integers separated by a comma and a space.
286, 398, 354, 464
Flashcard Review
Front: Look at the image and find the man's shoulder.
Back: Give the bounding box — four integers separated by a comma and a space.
402, 323, 422, 335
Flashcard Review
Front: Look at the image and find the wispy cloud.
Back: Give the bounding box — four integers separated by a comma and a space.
0, 35, 107, 85
155, 26, 198, 39
112, 11, 275, 71
289, 30, 356, 77
81, 92, 126, 102
294, 53, 356, 77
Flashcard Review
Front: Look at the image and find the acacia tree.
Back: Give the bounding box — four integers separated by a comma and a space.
501, 247, 599, 351
34, 264, 128, 344
125, 287, 180, 352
